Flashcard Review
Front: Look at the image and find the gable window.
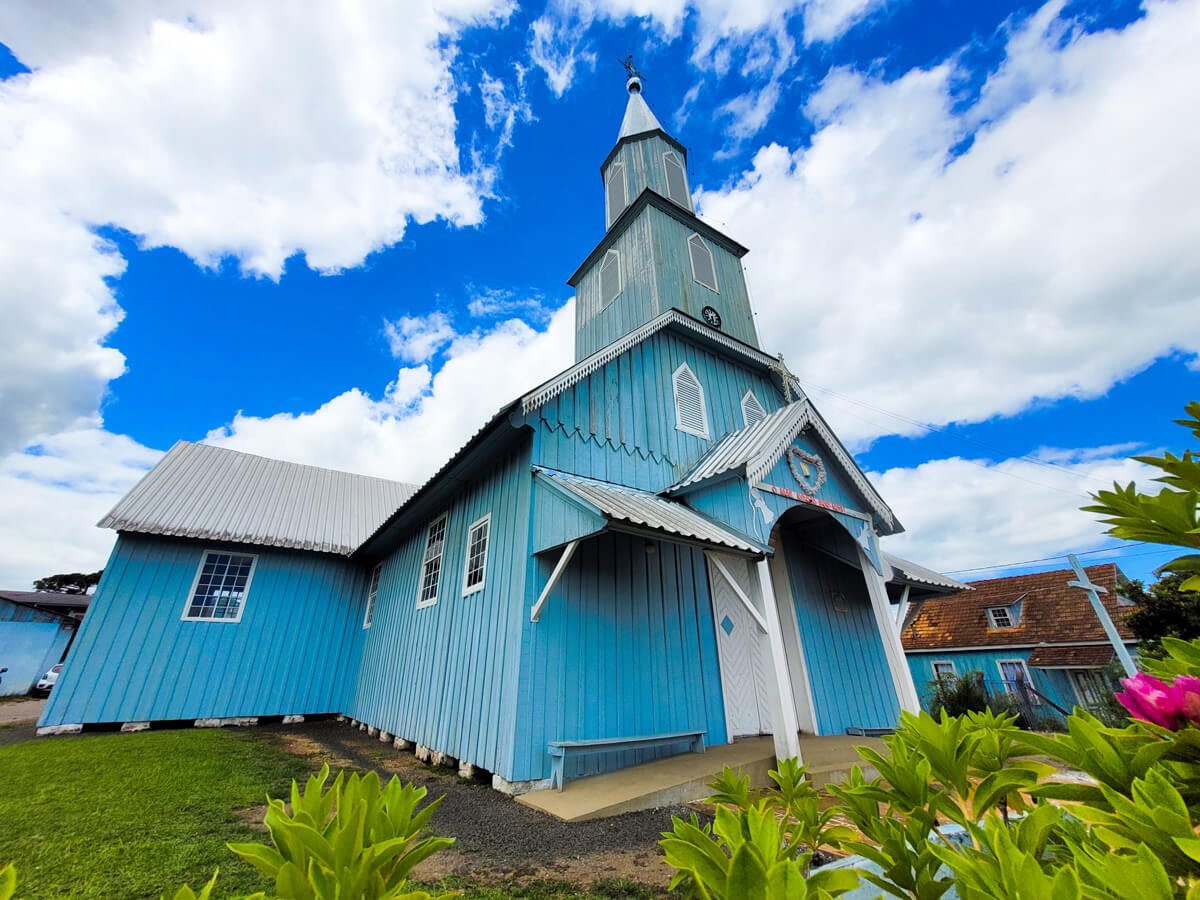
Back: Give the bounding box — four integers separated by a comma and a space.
672, 363, 709, 439
688, 234, 718, 292
932, 660, 957, 678
987, 606, 1017, 629
363, 563, 382, 629
605, 161, 628, 227
417, 514, 448, 608
599, 250, 622, 307
663, 151, 689, 208
741, 390, 766, 427
183, 551, 256, 622
462, 514, 491, 595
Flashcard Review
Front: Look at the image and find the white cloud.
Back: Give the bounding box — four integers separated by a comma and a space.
479, 66, 534, 151
874, 446, 1157, 575
0, 430, 161, 588
206, 303, 575, 484
0, 0, 510, 456
383, 312, 458, 363
699, 0, 1200, 446
466, 286, 551, 319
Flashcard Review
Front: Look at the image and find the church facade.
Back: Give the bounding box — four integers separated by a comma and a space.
39, 76, 959, 792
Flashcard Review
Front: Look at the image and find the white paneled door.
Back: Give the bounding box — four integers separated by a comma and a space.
708, 554, 772, 738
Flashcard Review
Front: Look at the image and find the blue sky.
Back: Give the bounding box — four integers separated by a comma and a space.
0, 0, 1196, 588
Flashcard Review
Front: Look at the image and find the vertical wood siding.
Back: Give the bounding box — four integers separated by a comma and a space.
0, 604, 71, 696
603, 134, 685, 214
533, 330, 785, 490
781, 534, 900, 734
510, 531, 728, 782
906, 648, 1085, 713
39, 535, 366, 726
347, 443, 532, 778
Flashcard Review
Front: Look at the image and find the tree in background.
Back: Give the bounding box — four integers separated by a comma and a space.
1085, 400, 1200, 589
33, 571, 102, 594
1123, 572, 1200, 656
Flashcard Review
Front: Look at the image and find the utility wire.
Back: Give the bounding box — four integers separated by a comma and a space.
944, 542, 1175, 576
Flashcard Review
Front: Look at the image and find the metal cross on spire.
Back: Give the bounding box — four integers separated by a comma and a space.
1067, 553, 1137, 677
769, 353, 801, 404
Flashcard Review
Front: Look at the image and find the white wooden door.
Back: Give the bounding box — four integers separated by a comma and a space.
708, 555, 772, 738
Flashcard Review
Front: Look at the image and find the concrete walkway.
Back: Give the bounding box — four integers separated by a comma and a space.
516, 733, 885, 822
0, 697, 44, 726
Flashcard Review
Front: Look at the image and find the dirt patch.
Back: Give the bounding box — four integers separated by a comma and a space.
233, 803, 269, 832
259, 720, 699, 891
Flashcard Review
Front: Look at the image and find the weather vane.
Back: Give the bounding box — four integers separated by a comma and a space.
619, 54, 641, 80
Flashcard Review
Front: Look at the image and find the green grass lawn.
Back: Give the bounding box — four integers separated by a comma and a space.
0, 728, 310, 898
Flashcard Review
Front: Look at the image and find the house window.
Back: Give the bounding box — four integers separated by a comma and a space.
462, 514, 491, 595
183, 551, 256, 622
997, 659, 1040, 704
688, 234, 718, 292
599, 250, 622, 307
672, 363, 709, 439
606, 161, 628, 227
663, 151, 689, 208
363, 563, 381, 629
987, 606, 1016, 629
741, 390, 766, 427
932, 660, 957, 678
1070, 668, 1110, 707
417, 514, 448, 608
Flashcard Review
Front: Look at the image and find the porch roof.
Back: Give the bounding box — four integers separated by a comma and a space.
884, 553, 968, 594
1027, 645, 1118, 669
534, 468, 767, 556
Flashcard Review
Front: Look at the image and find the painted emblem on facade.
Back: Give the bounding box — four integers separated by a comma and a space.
786, 447, 826, 495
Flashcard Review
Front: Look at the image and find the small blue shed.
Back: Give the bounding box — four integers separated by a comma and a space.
0, 591, 88, 696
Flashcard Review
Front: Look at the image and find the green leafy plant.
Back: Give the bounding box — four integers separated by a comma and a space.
227, 764, 456, 900
0, 864, 16, 900
163, 869, 221, 900
927, 671, 989, 718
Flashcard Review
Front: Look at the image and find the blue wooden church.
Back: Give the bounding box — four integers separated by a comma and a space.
39, 75, 958, 792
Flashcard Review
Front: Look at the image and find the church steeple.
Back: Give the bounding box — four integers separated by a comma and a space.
568, 71, 761, 362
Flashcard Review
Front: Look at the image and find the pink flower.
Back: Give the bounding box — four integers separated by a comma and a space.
1173, 675, 1200, 727
1116, 673, 1180, 729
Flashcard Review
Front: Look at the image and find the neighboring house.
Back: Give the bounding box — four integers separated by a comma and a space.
901, 563, 1136, 715
0, 590, 91, 696
40, 75, 959, 792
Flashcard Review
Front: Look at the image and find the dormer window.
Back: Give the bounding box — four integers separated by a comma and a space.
663, 151, 690, 208
688, 234, 718, 292
606, 161, 628, 227
987, 606, 1017, 629
741, 391, 766, 427
672, 363, 709, 439
600, 250, 622, 307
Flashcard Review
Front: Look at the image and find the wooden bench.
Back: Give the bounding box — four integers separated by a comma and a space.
548, 730, 706, 791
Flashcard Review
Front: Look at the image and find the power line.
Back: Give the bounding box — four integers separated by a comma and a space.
944, 542, 1176, 576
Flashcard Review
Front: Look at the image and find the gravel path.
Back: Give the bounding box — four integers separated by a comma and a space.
264, 719, 693, 887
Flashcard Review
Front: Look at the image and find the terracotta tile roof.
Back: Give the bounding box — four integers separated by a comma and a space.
901, 563, 1135, 651
1027, 645, 1117, 668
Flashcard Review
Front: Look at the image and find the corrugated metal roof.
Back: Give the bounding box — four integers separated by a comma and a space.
883, 552, 967, 592
99, 442, 417, 556
537, 468, 765, 555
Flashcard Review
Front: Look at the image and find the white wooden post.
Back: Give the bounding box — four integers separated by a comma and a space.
859, 547, 921, 714
1067, 554, 1137, 677
894, 584, 911, 626
754, 557, 803, 763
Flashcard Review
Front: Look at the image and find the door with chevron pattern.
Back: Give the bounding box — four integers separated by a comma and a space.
708, 554, 772, 738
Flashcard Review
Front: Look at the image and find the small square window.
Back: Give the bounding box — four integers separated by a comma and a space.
183, 551, 256, 622
463, 514, 491, 596
987, 606, 1016, 629
932, 660, 957, 678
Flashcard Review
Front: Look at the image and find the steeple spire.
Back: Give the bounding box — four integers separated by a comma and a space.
617, 61, 663, 139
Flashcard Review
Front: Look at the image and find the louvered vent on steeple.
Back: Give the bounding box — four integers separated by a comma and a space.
663, 151, 690, 209
600, 250, 621, 306
688, 234, 717, 291
606, 162, 628, 227
672, 363, 709, 438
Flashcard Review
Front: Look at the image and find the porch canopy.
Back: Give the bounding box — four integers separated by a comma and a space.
531, 467, 767, 558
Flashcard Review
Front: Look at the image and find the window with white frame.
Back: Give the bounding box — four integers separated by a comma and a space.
599, 250, 622, 307
462, 514, 491, 595
663, 151, 690, 208
741, 390, 766, 427
417, 514, 448, 608
672, 363, 709, 439
183, 551, 256, 621
997, 658, 1040, 703
932, 660, 957, 678
605, 161, 628, 226
363, 563, 381, 628
987, 606, 1016, 629
688, 233, 718, 291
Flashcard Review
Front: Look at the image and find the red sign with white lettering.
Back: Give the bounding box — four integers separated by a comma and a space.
759, 483, 856, 517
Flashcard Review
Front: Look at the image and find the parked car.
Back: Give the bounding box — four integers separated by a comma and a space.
35, 664, 62, 693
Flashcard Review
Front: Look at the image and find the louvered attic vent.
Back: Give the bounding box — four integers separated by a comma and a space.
606, 161, 627, 227
663, 151, 689, 208
741, 391, 766, 427
673, 363, 709, 439
688, 233, 717, 291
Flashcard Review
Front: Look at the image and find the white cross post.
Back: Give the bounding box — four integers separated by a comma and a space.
1067, 554, 1137, 677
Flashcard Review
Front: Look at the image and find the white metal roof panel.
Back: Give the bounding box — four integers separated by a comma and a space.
619, 88, 664, 139
537, 468, 764, 555
884, 552, 968, 592
99, 442, 417, 556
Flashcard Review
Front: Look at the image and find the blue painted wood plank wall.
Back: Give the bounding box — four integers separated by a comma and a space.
782, 535, 900, 734
40, 534, 365, 726
531, 329, 785, 490
347, 442, 532, 779
510, 530, 728, 782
